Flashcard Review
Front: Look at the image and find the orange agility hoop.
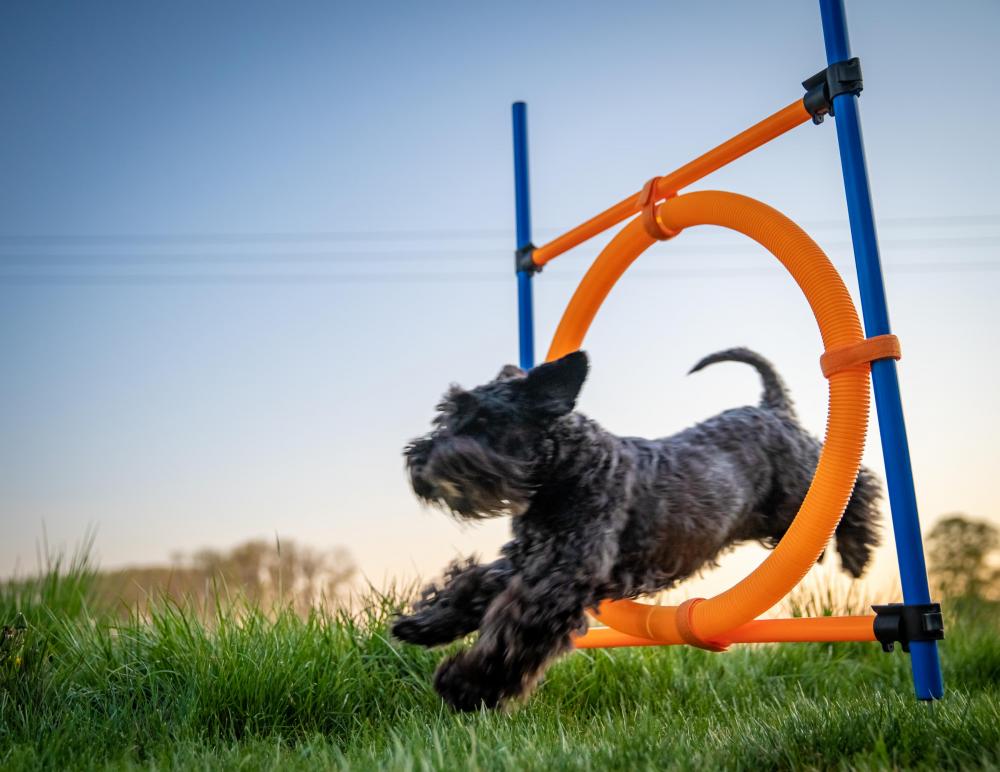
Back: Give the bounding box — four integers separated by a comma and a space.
547, 191, 881, 648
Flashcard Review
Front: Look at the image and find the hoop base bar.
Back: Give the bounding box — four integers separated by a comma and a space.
575, 615, 877, 648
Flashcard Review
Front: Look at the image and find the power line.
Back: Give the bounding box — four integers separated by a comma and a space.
0, 213, 997, 246
0, 235, 998, 267
0, 228, 512, 246
2, 261, 998, 286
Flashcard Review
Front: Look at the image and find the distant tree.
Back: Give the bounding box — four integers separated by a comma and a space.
98, 538, 357, 616
926, 514, 1000, 601
226, 539, 271, 595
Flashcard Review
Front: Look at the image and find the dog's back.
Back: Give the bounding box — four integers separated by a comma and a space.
683, 348, 881, 578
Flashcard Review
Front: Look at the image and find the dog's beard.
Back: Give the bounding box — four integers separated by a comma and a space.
405, 434, 535, 520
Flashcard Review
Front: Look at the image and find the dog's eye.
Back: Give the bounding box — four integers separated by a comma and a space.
463, 415, 489, 432
453, 412, 490, 435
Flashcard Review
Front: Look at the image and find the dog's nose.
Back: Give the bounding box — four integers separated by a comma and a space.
404, 436, 433, 466
409, 471, 435, 500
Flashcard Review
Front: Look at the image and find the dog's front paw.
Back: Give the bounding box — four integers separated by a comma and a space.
393, 598, 482, 647
391, 613, 443, 647
434, 653, 504, 712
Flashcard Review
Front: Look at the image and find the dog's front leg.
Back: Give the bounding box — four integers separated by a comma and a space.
433, 571, 589, 711
392, 556, 513, 647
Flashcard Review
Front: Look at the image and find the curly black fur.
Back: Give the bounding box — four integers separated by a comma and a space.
395, 349, 881, 711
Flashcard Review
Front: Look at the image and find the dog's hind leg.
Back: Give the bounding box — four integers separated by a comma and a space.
392, 556, 513, 647
834, 465, 882, 578
432, 559, 593, 711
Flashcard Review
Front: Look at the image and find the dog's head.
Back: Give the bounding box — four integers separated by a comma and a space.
404, 351, 589, 520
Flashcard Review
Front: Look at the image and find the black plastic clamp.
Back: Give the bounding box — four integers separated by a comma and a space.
872, 602, 945, 653
802, 57, 863, 124
515, 242, 541, 274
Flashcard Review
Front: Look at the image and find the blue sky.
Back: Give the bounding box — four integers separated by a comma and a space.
1, 1, 998, 593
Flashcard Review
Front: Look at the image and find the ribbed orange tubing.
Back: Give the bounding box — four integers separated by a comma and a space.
548, 191, 876, 647
532, 101, 811, 266
576, 616, 877, 648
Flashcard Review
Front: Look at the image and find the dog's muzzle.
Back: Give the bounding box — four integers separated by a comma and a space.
404, 433, 533, 519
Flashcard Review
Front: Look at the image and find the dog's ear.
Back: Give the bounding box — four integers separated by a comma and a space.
438, 385, 477, 416
522, 351, 589, 417
494, 364, 526, 382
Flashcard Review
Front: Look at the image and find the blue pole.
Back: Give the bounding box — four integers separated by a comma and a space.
818, 0, 943, 700
512, 101, 535, 369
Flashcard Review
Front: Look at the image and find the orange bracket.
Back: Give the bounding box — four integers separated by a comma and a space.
675, 598, 730, 652
820, 334, 901, 378
637, 177, 679, 241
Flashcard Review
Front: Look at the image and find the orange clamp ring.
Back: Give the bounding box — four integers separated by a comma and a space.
637, 177, 680, 241
675, 598, 730, 652
820, 334, 901, 378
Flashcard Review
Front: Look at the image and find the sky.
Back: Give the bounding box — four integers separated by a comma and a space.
1, 1, 998, 599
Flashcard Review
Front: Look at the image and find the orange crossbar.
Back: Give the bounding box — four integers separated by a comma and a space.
531, 100, 812, 266
574, 616, 877, 649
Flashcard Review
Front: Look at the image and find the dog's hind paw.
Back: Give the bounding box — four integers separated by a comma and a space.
434, 653, 504, 712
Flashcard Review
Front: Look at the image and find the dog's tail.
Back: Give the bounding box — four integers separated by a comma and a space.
688, 347, 794, 414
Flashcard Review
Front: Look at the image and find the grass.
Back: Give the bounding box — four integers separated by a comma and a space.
1, 553, 998, 771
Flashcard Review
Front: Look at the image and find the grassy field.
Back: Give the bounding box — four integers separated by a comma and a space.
2, 552, 998, 771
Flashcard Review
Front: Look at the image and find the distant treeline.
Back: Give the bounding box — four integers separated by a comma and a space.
91, 538, 356, 616
6, 513, 996, 619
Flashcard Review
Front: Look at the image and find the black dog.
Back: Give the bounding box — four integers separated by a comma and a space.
394, 349, 880, 711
